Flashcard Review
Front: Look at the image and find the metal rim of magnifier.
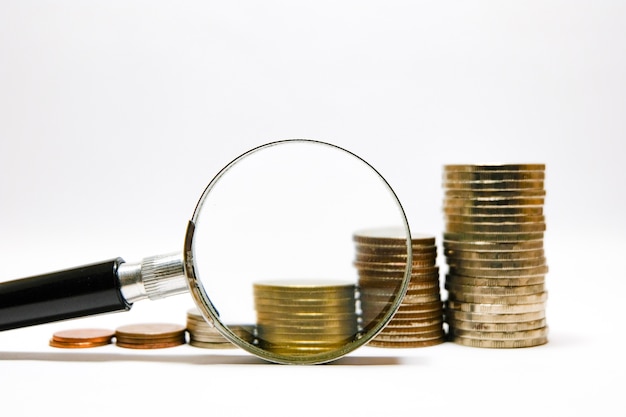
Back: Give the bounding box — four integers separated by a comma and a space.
182, 139, 413, 364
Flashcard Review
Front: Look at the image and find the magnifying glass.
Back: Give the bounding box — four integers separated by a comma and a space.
0, 139, 412, 364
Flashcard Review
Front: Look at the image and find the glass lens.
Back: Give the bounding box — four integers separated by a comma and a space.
184, 140, 411, 364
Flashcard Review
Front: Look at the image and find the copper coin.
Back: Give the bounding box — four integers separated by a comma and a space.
49, 328, 115, 349
115, 323, 186, 339
116, 340, 185, 349
367, 337, 446, 348
115, 323, 186, 349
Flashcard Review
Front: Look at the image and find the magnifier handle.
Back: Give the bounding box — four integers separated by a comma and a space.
0, 258, 131, 331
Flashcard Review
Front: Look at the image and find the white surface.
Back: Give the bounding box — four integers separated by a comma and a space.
1, 2, 625, 416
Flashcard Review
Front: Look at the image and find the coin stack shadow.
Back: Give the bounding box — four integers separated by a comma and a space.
442, 164, 549, 348
253, 280, 358, 356
186, 308, 256, 349
353, 228, 446, 348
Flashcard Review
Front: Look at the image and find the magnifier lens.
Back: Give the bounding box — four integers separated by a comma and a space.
184, 140, 411, 364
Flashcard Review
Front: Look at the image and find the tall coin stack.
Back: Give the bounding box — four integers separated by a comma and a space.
353, 227, 446, 348
442, 164, 549, 348
253, 280, 358, 356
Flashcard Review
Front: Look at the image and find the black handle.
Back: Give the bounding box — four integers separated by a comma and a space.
0, 258, 131, 331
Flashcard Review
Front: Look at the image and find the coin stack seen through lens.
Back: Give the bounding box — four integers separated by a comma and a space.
442, 164, 549, 348
353, 227, 445, 348
253, 280, 358, 356
186, 307, 256, 349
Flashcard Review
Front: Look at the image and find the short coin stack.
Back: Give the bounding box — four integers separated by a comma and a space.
49, 328, 115, 349
186, 307, 256, 349
353, 227, 445, 348
253, 279, 358, 356
115, 323, 187, 349
442, 164, 549, 348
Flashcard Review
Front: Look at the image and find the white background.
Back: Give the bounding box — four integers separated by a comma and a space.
1, 1, 625, 416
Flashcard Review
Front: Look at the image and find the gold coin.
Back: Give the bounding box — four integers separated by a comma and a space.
443, 205, 544, 216
260, 341, 351, 350
354, 244, 434, 256
393, 300, 445, 312
449, 264, 549, 278
453, 326, 549, 342
444, 197, 545, 207
388, 280, 440, 291
444, 214, 546, 224
444, 189, 546, 198
443, 179, 545, 190
410, 267, 441, 276
445, 273, 546, 287
444, 248, 545, 261
449, 335, 548, 348
361, 288, 441, 305
363, 315, 442, 328
357, 266, 439, 278
358, 276, 439, 290
444, 164, 545, 172
255, 310, 357, 320
445, 300, 546, 314
357, 277, 406, 290
444, 170, 545, 181
255, 320, 358, 333
254, 296, 356, 308
385, 317, 444, 328
367, 337, 446, 348
365, 307, 444, 321
445, 257, 547, 269
444, 308, 546, 323
354, 259, 436, 271
253, 290, 356, 301
445, 222, 546, 234
254, 279, 355, 292
443, 239, 544, 252
372, 331, 445, 343
362, 303, 443, 320
257, 323, 357, 335
255, 302, 356, 314
444, 231, 545, 243
252, 296, 357, 308
258, 330, 353, 342
186, 329, 230, 341
353, 227, 436, 246
448, 318, 546, 332
355, 251, 436, 263
257, 323, 354, 335
360, 284, 441, 297
189, 340, 237, 349
357, 271, 434, 282
447, 291, 548, 305
402, 293, 442, 304
378, 321, 444, 333
445, 282, 545, 295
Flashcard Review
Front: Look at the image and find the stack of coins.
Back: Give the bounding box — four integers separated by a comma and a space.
253, 280, 358, 356
49, 328, 115, 349
442, 164, 549, 348
186, 308, 256, 349
353, 227, 445, 348
115, 323, 187, 349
